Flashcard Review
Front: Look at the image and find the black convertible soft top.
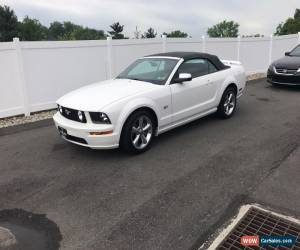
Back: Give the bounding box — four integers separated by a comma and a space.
147, 51, 228, 70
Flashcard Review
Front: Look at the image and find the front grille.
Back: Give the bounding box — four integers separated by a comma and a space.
275, 68, 298, 75
269, 74, 300, 84
216, 207, 300, 250
65, 134, 87, 144
60, 106, 86, 123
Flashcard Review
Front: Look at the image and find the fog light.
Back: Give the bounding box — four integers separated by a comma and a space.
78, 111, 83, 121
89, 130, 113, 135
58, 105, 63, 114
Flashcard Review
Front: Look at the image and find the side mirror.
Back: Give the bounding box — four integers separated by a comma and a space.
285, 51, 290, 56
173, 73, 192, 83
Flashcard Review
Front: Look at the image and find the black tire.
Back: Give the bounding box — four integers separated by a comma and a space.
217, 87, 237, 119
120, 110, 155, 154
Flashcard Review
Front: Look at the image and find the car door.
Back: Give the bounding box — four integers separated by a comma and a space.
170, 58, 219, 123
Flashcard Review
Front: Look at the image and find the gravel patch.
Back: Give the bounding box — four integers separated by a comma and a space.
0, 110, 56, 129
246, 72, 266, 81
0, 227, 17, 248
0, 74, 266, 129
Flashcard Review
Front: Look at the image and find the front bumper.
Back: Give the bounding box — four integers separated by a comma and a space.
267, 70, 300, 85
53, 112, 119, 149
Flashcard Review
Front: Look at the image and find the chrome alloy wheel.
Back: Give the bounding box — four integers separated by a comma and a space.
224, 91, 236, 116
131, 115, 153, 150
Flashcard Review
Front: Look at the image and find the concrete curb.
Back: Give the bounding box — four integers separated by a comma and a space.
0, 118, 53, 136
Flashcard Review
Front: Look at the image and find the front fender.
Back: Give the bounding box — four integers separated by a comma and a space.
108, 97, 160, 136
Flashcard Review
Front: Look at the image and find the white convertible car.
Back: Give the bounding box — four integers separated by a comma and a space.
53, 52, 246, 153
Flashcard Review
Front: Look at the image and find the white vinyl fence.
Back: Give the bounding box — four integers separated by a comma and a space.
1, 33, 300, 118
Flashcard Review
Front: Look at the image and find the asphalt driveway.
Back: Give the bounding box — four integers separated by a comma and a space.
1, 79, 300, 250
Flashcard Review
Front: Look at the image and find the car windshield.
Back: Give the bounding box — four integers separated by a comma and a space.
117, 58, 179, 85
289, 45, 300, 56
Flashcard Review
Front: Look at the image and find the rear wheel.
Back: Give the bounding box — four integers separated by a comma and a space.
120, 110, 154, 154
217, 87, 237, 118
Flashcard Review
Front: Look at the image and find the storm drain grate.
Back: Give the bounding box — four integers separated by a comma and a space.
216, 207, 300, 250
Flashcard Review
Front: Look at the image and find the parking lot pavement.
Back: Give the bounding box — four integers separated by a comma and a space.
251, 144, 300, 217
0, 79, 300, 250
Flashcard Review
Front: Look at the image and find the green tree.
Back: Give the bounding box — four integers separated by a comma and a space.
207, 20, 239, 37
60, 21, 79, 40
48, 21, 105, 40
295, 9, 300, 19
19, 16, 48, 41
72, 27, 105, 40
0, 5, 19, 41
108, 22, 125, 39
48, 21, 65, 40
163, 30, 188, 38
82, 28, 105, 40
275, 9, 300, 35
142, 27, 157, 38
0, 5, 106, 41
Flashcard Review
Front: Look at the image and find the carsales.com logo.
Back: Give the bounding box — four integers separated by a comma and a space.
241, 235, 296, 247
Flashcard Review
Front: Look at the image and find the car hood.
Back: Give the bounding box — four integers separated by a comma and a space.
57, 78, 160, 111
273, 56, 300, 69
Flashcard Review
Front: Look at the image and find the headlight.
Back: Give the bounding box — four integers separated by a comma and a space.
268, 64, 274, 71
89, 112, 111, 124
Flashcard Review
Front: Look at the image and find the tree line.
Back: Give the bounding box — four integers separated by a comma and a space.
0, 5, 300, 42
0, 5, 189, 42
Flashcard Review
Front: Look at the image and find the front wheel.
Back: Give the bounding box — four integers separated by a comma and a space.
120, 110, 154, 154
217, 87, 237, 118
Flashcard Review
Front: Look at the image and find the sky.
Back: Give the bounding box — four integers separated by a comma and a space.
1, 0, 299, 38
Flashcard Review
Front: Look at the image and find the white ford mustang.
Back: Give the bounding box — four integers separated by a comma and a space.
53, 52, 246, 153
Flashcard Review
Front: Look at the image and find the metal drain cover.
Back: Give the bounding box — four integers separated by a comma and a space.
208, 205, 300, 250
0, 209, 62, 250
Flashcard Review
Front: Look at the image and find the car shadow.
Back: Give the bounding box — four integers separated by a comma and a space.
152, 113, 217, 145
65, 112, 222, 159
68, 142, 129, 159
266, 83, 300, 92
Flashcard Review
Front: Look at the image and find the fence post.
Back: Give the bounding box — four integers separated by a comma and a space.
202, 35, 206, 52
106, 36, 113, 79
162, 35, 167, 52
298, 32, 300, 45
269, 34, 273, 64
237, 36, 241, 61
13, 37, 30, 116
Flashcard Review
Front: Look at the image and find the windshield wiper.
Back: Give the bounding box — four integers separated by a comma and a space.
126, 77, 145, 82
117, 77, 156, 84
117, 77, 143, 81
